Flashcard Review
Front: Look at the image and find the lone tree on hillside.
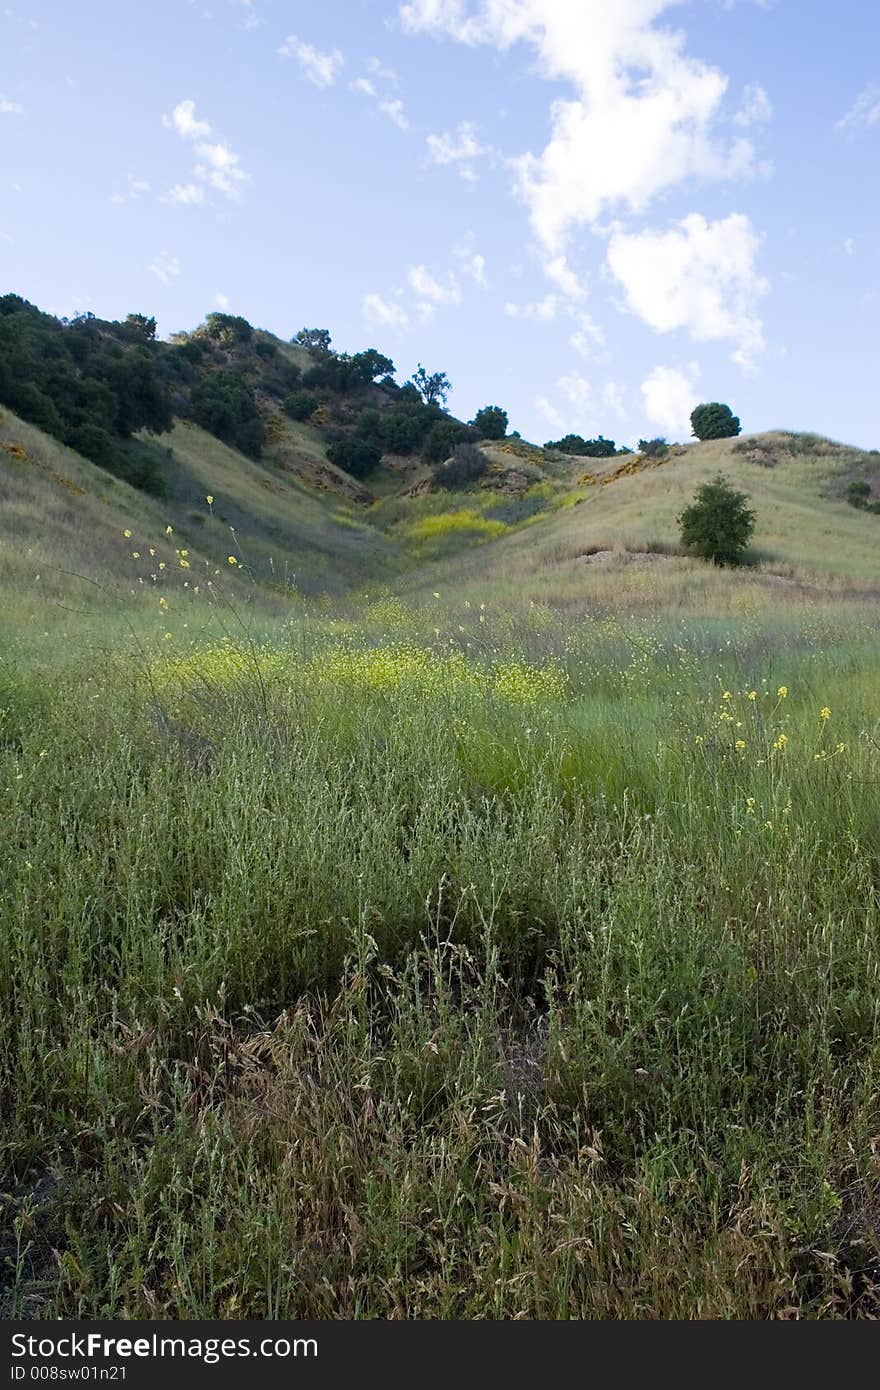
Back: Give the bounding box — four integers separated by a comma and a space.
410, 364, 450, 408
690, 402, 741, 441
294, 327, 332, 356
471, 404, 508, 439
679, 474, 755, 566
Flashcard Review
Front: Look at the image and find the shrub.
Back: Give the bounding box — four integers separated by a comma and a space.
638, 437, 668, 459
380, 404, 434, 454
283, 390, 318, 422
543, 434, 616, 457
190, 371, 265, 458
422, 419, 472, 465
326, 437, 382, 479
690, 402, 741, 441
678, 473, 755, 566
432, 442, 488, 490
847, 479, 871, 509
471, 405, 508, 439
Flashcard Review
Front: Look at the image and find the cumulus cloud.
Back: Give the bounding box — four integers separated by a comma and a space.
426, 121, 490, 181
607, 212, 768, 367
640, 364, 700, 437
835, 83, 880, 135
402, 1, 761, 249
0, 97, 24, 114
363, 292, 410, 330
734, 82, 773, 127
147, 251, 181, 287
279, 35, 344, 88
161, 100, 250, 204
453, 238, 488, 286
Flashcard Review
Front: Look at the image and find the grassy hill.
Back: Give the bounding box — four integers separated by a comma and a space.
3, 298, 880, 1320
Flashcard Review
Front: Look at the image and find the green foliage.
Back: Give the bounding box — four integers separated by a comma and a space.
543, 434, 616, 457
847, 479, 871, 509
283, 390, 318, 422
0, 294, 172, 490
380, 403, 435, 454
422, 418, 472, 465
293, 327, 332, 356
190, 371, 265, 458
679, 473, 756, 565
326, 437, 383, 479
199, 312, 254, 346
691, 402, 742, 441
638, 437, 668, 459
432, 442, 488, 490
411, 364, 451, 408
471, 404, 508, 439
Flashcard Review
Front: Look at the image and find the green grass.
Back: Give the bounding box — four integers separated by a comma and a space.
2, 416, 880, 1318
2, 597, 879, 1319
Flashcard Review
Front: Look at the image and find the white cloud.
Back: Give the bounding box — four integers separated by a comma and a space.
163, 99, 211, 140
161, 100, 250, 203
215, 291, 230, 309
161, 182, 206, 206
0, 97, 24, 114
607, 212, 768, 367
835, 83, 880, 135
407, 264, 462, 306
455, 244, 487, 286
279, 35, 344, 88
426, 121, 490, 180
111, 175, 152, 205
351, 76, 409, 130
534, 394, 566, 432
544, 254, 586, 301
504, 294, 558, 322
734, 82, 772, 127
569, 313, 606, 360
363, 292, 409, 330
402, 1, 761, 250
640, 364, 700, 438
558, 373, 593, 409
147, 252, 181, 286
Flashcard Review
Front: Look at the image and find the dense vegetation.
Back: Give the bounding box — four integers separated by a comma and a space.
679, 474, 756, 566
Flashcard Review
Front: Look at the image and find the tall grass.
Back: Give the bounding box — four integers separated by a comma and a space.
2, 605, 879, 1318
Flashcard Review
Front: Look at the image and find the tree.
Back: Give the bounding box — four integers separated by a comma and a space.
190, 371, 265, 457
326, 437, 382, 479
201, 313, 253, 346
678, 474, 755, 566
283, 390, 318, 421
410, 364, 451, 408
847, 479, 871, 509
353, 349, 396, 383
638, 437, 668, 459
471, 405, 508, 439
124, 313, 157, 342
690, 402, 741, 441
380, 404, 433, 454
543, 434, 615, 457
294, 327, 332, 356
422, 418, 472, 465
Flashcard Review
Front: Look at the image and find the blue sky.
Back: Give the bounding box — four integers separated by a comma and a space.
1, 0, 878, 446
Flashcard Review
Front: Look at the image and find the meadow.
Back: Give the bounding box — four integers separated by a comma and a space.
2, 567, 879, 1318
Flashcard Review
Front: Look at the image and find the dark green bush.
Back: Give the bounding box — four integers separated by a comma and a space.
690, 403, 741, 441
678, 474, 755, 565
283, 391, 318, 422
471, 405, 508, 439
432, 442, 487, 490
326, 437, 382, 479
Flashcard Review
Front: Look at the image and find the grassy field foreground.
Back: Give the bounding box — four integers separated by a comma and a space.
2, 598, 879, 1319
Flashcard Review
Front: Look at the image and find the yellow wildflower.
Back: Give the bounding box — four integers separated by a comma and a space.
165, 525, 173, 535
123, 529, 132, 539
777, 686, 788, 699
820, 707, 831, 720
228, 556, 238, 566
747, 691, 757, 701
206, 495, 214, 505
